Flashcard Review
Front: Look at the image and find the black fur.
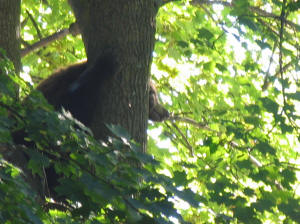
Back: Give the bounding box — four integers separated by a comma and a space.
37, 53, 116, 126
38, 55, 169, 124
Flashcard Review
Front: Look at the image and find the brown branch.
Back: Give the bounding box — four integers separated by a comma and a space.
26, 9, 42, 39
279, 0, 286, 80
21, 16, 29, 29
257, 17, 279, 37
171, 122, 194, 156
21, 22, 80, 57
262, 61, 293, 90
169, 115, 214, 132
167, 115, 218, 155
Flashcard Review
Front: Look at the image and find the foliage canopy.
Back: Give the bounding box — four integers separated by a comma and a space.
0, 0, 300, 223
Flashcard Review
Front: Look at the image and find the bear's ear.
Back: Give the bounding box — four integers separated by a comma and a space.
149, 81, 169, 122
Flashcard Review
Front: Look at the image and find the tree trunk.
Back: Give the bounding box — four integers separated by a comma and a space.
0, 0, 21, 73
69, 0, 158, 152
0, 0, 45, 202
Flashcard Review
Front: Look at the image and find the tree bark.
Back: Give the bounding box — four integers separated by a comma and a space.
0, 0, 45, 201
69, 0, 158, 152
0, 0, 21, 73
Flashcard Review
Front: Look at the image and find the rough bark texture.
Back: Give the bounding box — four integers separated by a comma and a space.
69, 0, 158, 152
0, 0, 21, 73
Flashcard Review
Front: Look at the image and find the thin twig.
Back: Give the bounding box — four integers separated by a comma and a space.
26, 9, 42, 39
169, 116, 214, 132
171, 122, 194, 155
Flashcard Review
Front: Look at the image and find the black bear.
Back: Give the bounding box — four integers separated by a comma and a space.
13, 53, 169, 202
37, 56, 169, 124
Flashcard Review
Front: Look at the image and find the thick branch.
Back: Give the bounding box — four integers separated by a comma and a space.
21, 22, 80, 57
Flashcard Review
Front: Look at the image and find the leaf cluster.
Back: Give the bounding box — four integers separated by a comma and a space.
150, 1, 300, 223
0, 56, 198, 223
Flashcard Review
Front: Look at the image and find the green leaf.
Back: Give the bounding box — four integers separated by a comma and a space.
233, 206, 259, 223
255, 141, 276, 155
226, 125, 245, 140
175, 188, 202, 208
216, 63, 227, 72
106, 124, 131, 140
286, 91, 300, 101
236, 159, 252, 169
173, 171, 188, 186
251, 199, 273, 212
244, 116, 260, 126
204, 137, 218, 154
255, 40, 272, 49
239, 17, 257, 31
279, 122, 294, 134
278, 199, 300, 222
243, 188, 255, 196
203, 61, 215, 72
245, 104, 261, 114
80, 173, 118, 200
260, 97, 279, 114
86, 151, 111, 167
197, 28, 214, 41
27, 150, 50, 176
281, 168, 297, 188
177, 40, 189, 48
288, 1, 300, 12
